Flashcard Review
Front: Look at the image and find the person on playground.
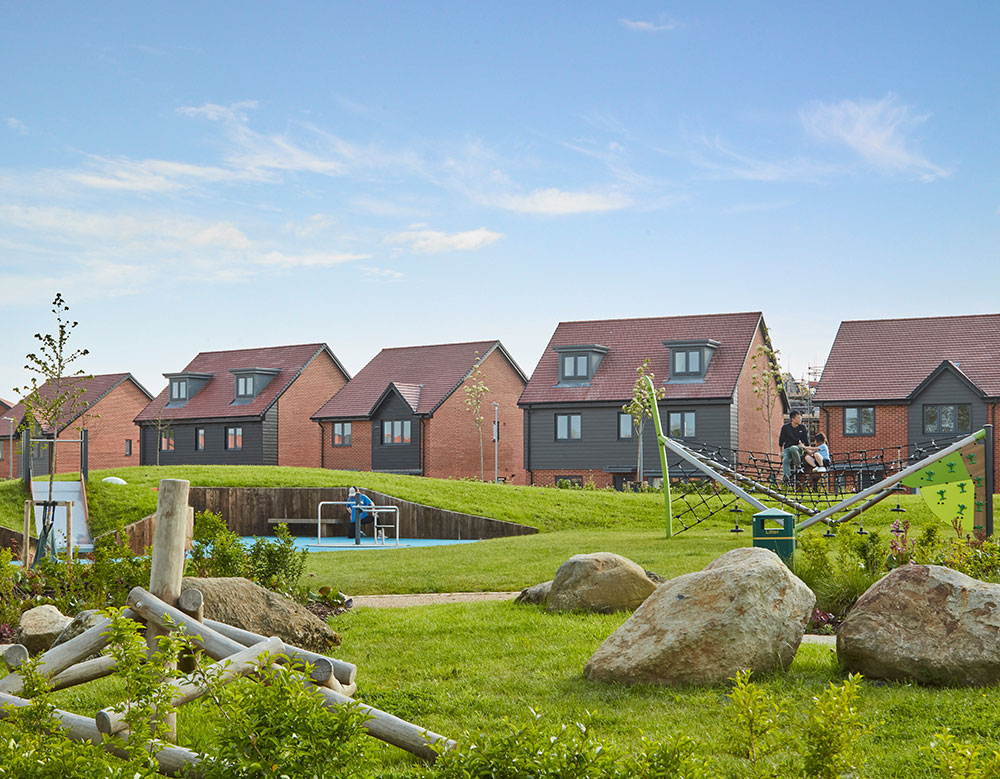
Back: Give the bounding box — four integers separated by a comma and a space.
778, 411, 810, 483
346, 486, 374, 539
803, 433, 831, 472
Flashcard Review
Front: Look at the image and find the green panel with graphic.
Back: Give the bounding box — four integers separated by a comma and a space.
920, 480, 976, 532
901, 454, 970, 487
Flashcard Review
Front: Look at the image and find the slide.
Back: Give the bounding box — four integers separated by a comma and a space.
31, 479, 92, 553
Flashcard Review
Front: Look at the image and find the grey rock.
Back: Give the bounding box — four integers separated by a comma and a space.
548, 553, 659, 614
17, 605, 73, 655
51, 610, 103, 652
181, 577, 339, 652
515, 580, 552, 606
838, 564, 1000, 686
584, 546, 814, 686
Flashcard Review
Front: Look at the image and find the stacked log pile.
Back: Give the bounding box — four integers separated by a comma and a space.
0, 479, 453, 776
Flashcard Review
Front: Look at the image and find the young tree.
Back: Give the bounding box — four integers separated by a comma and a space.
750, 340, 785, 455
464, 352, 490, 481
622, 358, 666, 486
18, 293, 91, 504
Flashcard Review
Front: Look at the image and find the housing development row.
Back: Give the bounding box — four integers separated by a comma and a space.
2, 311, 999, 493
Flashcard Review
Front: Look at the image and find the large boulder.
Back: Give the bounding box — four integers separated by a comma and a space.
181, 577, 340, 653
838, 564, 1000, 686
547, 553, 659, 614
17, 605, 73, 655
584, 547, 814, 686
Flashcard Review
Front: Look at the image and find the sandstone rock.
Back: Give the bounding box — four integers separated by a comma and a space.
181, 577, 339, 652
515, 581, 552, 606
838, 564, 1000, 686
584, 547, 814, 686
51, 610, 103, 652
17, 605, 73, 655
547, 553, 659, 614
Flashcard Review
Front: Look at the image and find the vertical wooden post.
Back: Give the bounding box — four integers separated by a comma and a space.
22, 501, 31, 566
147, 478, 190, 741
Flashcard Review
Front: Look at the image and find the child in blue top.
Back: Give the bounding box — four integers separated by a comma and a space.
805, 433, 831, 471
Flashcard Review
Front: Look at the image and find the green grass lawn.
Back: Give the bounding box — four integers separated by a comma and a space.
25, 601, 1000, 778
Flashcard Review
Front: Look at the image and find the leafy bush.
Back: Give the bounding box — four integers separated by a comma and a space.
925, 728, 1000, 779
189, 510, 248, 579
193, 656, 371, 778
246, 523, 307, 598
794, 529, 883, 615
801, 674, 867, 779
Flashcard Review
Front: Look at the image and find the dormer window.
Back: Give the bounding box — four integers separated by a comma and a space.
230, 368, 280, 405
237, 376, 254, 398
664, 339, 720, 383
170, 379, 187, 401
553, 344, 609, 386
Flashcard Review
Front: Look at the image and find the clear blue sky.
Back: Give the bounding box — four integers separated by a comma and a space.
1, 2, 997, 401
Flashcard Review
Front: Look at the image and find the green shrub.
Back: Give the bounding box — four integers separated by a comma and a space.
728, 669, 785, 767
801, 673, 867, 779
925, 728, 1000, 778
189, 510, 248, 579
246, 523, 307, 598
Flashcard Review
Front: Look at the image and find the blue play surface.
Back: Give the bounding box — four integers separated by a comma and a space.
239, 536, 479, 551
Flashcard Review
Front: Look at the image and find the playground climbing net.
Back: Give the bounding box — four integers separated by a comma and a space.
663, 434, 983, 534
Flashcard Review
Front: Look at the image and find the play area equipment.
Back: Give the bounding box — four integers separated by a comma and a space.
644, 376, 995, 539
0, 479, 453, 774
315, 499, 400, 547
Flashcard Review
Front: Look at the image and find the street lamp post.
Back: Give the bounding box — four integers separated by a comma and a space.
492, 402, 499, 483
2, 417, 14, 480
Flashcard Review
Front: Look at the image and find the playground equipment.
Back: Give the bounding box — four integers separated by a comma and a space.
315, 500, 400, 547
0, 479, 452, 774
644, 376, 995, 538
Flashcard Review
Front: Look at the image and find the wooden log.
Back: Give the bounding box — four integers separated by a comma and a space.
147, 478, 190, 741
96, 636, 284, 737
203, 617, 355, 686
0, 691, 202, 777
127, 587, 452, 761
0, 615, 113, 694
1, 643, 29, 669
177, 583, 204, 674
48, 655, 117, 692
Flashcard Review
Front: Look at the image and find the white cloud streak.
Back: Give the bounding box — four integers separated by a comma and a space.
800, 94, 949, 181
619, 16, 680, 32
385, 227, 506, 253
6, 118, 28, 134
486, 188, 631, 215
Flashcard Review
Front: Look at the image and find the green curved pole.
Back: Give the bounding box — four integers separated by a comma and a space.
644, 375, 672, 538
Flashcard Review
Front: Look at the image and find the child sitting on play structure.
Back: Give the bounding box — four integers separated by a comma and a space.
803, 433, 831, 472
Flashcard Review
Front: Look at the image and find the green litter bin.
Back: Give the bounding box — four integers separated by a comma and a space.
752, 508, 796, 565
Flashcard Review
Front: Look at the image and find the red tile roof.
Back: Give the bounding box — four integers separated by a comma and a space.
0, 373, 150, 437
136, 344, 344, 423
519, 312, 765, 405
313, 341, 524, 419
0, 398, 10, 411
815, 314, 1000, 402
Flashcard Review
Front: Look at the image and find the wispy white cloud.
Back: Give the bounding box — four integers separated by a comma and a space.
283, 213, 337, 238
5, 118, 27, 135
66, 156, 260, 192
800, 94, 949, 181
385, 227, 506, 253
361, 265, 404, 281
176, 100, 260, 123
486, 187, 631, 215
688, 133, 841, 182
257, 250, 370, 268
620, 15, 680, 32
723, 199, 795, 214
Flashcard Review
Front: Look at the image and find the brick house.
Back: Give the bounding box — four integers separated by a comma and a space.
312, 340, 528, 482
0, 373, 153, 479
518, 312, 786, 489
135, 343, 350, 467
813, 314, 1000, 491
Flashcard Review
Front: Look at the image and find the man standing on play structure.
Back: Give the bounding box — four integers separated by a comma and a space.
779, 411, 810, 483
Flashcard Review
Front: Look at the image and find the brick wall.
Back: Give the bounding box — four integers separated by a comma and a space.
277, 351, 348, 468
0, 430, 18, 480
321, 420, 373, 471
423, 347, 527, 483
820, 404, 909, 461
737, 323, 786, 454
530, 468, 614, 489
